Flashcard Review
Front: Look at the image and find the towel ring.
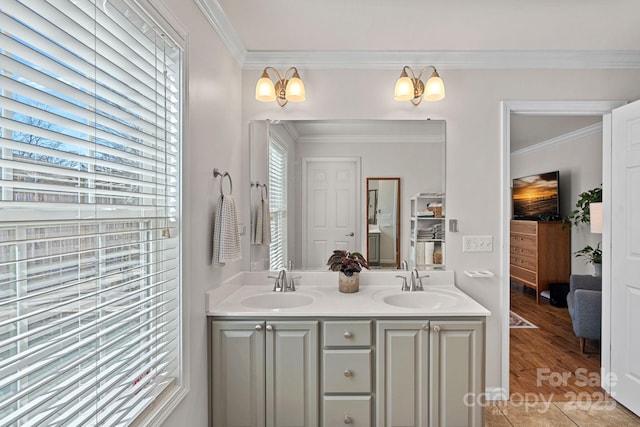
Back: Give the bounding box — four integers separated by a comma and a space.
213, 168, 233, 196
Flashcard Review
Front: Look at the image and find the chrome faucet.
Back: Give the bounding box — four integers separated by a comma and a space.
400, 259, 409, 270
410, 269, 428, 291
396, 274, 410, 291
269, 269, 298, 292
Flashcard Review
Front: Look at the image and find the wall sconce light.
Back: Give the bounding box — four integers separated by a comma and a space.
394, 66, 445, 106
255, 67, 306, 107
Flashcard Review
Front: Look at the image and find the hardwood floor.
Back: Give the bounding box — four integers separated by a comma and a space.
509, 282, 602, 400
492, 282, 640, 425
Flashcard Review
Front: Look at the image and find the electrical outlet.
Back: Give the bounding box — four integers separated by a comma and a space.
463, 235, 493, 252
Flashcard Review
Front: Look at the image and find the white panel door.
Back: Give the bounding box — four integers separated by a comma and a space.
304, 159, 359, 269
611, 100, 640, 416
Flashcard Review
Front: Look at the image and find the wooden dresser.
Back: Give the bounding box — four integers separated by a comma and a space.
510, 220, 570, 303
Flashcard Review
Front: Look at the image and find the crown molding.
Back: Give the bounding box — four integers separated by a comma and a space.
193, 0, 246, 65
511, 122, 603, 158
243, 50, 640, 70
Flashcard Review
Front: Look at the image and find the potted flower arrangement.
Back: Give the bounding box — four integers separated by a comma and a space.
327, 250, 369, 293
575, 243, 602, 276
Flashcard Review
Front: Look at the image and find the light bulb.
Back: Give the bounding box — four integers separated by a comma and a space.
394, 74, 414, 101
255, 70, 276, 102
424, 72, 445, 102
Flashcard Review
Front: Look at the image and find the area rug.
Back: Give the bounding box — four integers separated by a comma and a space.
509, 311, 538, 328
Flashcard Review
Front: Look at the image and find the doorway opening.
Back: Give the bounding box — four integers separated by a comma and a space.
500, 101, 626, 400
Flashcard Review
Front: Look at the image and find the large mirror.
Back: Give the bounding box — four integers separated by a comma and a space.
367, 178, 400, 269
249, 119, 445, 271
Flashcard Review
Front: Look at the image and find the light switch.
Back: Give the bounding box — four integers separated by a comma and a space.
463, 235, 493, 252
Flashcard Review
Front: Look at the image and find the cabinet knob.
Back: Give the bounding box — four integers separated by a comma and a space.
422, 324, 429, 331
343, 331, 352, 339
255, 324, 263, 331
344, 415, 353, 424
343, 369, 353, 377
433, 325, 441, 333
266, 325, 273, 332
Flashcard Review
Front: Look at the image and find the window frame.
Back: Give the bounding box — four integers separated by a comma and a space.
0, 0, 189, 424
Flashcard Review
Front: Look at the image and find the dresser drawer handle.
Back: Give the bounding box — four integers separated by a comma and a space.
344, 415, 353, 424
343, 331, 352, 339
343, 369, 353, 377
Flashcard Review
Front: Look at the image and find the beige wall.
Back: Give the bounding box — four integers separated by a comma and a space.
161, 0, 242, 425
241, 67, 640, 392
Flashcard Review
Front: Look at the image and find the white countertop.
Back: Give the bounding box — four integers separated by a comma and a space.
207, 271, 491, 318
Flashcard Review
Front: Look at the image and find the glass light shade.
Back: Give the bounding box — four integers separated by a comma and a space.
256, 76, 276, 102
394, 76, 414, 101
590, 202, 603, 233
285, 77, 305, 102
423, 75, 445, 101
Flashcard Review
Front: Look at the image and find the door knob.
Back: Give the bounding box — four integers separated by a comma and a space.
345, 232, 355, 237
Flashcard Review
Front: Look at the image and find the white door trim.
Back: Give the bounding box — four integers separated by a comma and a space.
301, 157, 362, 268
499, 100, 627, 398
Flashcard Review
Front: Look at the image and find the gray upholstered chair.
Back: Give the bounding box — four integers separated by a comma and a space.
566, 274, 602, 352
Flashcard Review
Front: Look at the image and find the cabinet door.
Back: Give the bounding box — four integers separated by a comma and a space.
266, 321, 319, 427
430, 321, 484, 427
376, 320, 430, 427
211, 320, 266, 427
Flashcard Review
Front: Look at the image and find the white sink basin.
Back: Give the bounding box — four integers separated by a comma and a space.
379, 290, 459, 309
241, 293, 315, 309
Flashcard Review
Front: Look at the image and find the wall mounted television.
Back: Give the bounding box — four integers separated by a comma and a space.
512, 171, 560, 220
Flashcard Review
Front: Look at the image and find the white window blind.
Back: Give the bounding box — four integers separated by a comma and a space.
0, 0, 182, 425
268, 138, 287, 271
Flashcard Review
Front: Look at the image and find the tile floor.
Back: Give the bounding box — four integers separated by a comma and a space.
485, 400, 640, 426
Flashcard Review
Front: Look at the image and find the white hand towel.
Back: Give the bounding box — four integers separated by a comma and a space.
212, 194, 241, 265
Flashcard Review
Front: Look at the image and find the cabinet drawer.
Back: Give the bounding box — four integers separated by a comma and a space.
324, 321, 372, 347
510, 233, 537, 249
323, 396, 371, 427
323, 349, 372, 393
511, 220, 537, 234
510, 265, 537, 286
510, 244, 537, 259
510, 254, 536, 271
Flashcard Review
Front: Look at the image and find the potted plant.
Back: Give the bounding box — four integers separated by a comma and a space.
575, 243, 602, 276
564, 186, 602, 227
327, 250, 369, 293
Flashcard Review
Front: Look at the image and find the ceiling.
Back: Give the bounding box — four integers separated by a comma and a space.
216, 0, 640, 52
510, 115, 602, 153
210, 0, 640, 63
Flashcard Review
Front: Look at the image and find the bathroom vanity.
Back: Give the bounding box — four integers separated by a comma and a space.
207, 271, 490, 427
